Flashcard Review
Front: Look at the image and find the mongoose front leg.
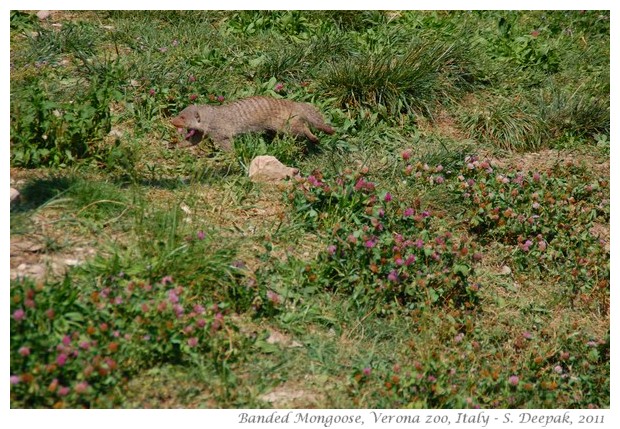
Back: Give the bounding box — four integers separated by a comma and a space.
216, 137, 234, 152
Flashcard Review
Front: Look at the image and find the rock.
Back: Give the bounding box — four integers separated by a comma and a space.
248, 156, 299, 183
180, 202, 192, 215
265, 329, 303, 348
10, 246, 96, 281
108, 127, 124, 139
37, 10, 52, 20
63, 258, 81, 267
499, 265, 512, 276
180, 202, 193, 223
10, 188, 20, 205
266, 330, 289, 345
13, 263, 47, 281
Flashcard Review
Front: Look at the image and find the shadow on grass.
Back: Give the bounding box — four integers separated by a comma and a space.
111, 164, 243, 190
11, 175, 79, 213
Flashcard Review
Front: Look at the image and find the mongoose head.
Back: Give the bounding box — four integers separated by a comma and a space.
171, 106, 201, 140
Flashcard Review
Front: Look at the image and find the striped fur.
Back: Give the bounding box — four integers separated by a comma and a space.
171, 96, 334, 151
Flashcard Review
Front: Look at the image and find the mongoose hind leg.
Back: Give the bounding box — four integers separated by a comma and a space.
291, 122, 319, 143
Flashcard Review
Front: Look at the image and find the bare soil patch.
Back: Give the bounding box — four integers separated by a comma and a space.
488, 148, 609, 177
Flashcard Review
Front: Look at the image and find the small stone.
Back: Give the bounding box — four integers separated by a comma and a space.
180, 203, 192, 215
37, 11, 52, 20
13, 264, 47, 281
266, 330, 288, 345
499, 265, 512, 276
108, 127, 123, 139
10, 188, 20, 204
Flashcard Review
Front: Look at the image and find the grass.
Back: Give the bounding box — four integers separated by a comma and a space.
322, 40, 464, 118
9, 10, 609, 409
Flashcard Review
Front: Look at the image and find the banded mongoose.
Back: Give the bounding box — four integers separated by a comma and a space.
171, 96, 334, 151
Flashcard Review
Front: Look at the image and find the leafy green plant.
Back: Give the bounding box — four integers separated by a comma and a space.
10, 272, 248, 408
450, 155, 609, 305
224, 11, 314, 39
491, 16, 560, 74
10, 73, 121, 168
10, 209, 260, 408
350, 330, 609, 408
127, 85, 178, 132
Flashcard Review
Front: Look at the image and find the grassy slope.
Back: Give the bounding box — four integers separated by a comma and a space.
10, 11, 609, 408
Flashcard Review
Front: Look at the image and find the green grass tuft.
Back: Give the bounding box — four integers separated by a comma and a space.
321, 41, 464, 119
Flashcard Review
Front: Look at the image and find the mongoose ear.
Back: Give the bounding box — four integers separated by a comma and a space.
194, 111, 201, 123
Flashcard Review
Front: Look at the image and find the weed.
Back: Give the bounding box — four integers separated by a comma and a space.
450, 155, 609, 307
289, 168, 478, 313
10, 69, 121, 168
10, 272, 249, 408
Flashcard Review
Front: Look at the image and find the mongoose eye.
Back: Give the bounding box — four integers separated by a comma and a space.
194, 111, 200, 123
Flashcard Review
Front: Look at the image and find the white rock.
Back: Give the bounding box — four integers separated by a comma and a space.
37, 10, 52, 20
13, 264, 47, 280
249, 155, 299, 183
108, 127, 124, 139
10, 188, 20, 204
